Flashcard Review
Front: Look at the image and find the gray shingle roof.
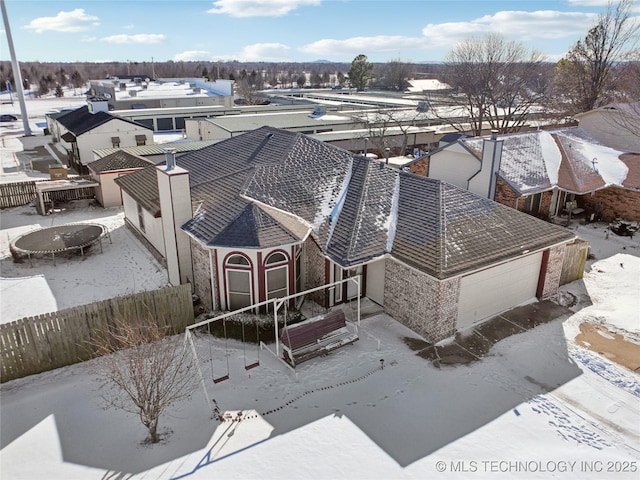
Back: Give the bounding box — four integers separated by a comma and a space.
87, 150, 152, 173
116, 126, 574, 278
392, 174, 574, 279
114, 166, 161, 217
55, 105, 151, 136
324, 158, 397, 266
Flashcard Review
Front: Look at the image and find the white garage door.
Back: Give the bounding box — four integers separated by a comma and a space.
456, 252, 543, 330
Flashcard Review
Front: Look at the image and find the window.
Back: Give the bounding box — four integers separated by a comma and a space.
266, 252, 286, 264
295, 245, 302, 294
524, 193, 542, 214
137, 203, 145, 232
135, 134, 147, 146
334, 265, 343, 303
227, 255, 249, 266
265, 251, 289, 300
225, 254, 252, 310
111, 136, 120, 148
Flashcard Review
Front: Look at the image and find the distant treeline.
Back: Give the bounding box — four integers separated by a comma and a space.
0, 59, 451, 96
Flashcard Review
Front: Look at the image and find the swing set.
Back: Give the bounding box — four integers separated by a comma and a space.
184, 276, 362, 414
206, 314, 261, 384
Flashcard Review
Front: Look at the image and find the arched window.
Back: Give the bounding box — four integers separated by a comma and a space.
264, 251, 289, 300
266, 252, 286, 264
225, 254, 252, 310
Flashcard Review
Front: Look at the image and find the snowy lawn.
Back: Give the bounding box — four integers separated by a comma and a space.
1, 255, 639, 479
0, 201, 169, 324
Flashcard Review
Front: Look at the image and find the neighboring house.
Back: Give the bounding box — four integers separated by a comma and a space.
412, 127, 640, 222
574, 102, 640, 154
47, 100, 154, 174
114, 127, 575, 343
86, 151, 153, 207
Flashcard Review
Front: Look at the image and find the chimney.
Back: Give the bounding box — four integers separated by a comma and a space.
484, 130, 503, 200
156, 161, 193, 287
468, 130, 503, 199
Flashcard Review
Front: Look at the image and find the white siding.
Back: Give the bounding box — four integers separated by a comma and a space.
78, 120, 153, 165
121, 193, 165, 256
428, 144, 479, 189
456, 252, 543, 330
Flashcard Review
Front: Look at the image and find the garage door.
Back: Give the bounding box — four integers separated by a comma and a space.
456, 252, 543, 330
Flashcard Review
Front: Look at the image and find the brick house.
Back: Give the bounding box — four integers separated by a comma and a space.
115, 127, 574, 343
410, 127, 640, 222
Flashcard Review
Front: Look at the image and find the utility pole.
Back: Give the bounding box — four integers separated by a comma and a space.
1, 0, 32, 136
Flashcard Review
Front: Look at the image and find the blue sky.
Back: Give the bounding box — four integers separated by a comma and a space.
1, 0, 638, 64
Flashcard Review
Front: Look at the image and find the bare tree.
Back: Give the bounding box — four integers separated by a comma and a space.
358, 108, 428, 158
553, 0, 639, 115
431, 33, 547, 136
380, 58, 411, 91
235, 77, 265, 105
93, 315, 199, 444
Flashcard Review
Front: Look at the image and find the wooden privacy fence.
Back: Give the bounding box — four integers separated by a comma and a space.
0, 284, 194, 383
0, 177, 95, 209
560, 239, 590, 285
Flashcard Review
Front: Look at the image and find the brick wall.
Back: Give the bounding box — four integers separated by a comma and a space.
538, 245, 566, 299
409, 156, 429, 177
190, 239, 215, 312
303, 237, 325, 290
384, 258, 459, 343
494, 177, 519, 209
580, 187, 640, 222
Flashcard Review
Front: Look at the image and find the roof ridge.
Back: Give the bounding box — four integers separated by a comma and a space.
439, 181, 446, 277
345, 158, 371, 261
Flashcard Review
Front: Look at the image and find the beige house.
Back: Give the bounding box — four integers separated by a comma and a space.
574, 102, 640, 154
87, 151, 153, 207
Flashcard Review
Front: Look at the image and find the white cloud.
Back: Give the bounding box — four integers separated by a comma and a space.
101, 34, 166, 44
238, 43, 291, 61
122, 24, 135, 30
207, 0, 320, 18
81, 36, 97, 43
24, 9, 99, 33
173, 50, 214, 61
300, 36, 428, 57
422, 10, 598, 46
567, 0, 610, 6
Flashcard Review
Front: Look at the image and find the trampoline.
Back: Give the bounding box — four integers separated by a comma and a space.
11, 223, 111, 266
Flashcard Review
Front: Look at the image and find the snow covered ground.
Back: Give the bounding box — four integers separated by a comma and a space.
1, 93, 639, 479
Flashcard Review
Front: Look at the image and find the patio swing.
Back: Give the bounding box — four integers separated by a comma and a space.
242, 319, 260, 371
212, 318, 230, 384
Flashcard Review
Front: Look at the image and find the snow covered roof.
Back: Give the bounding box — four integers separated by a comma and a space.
461, 127, 636, 195
405, 79, 451, 92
